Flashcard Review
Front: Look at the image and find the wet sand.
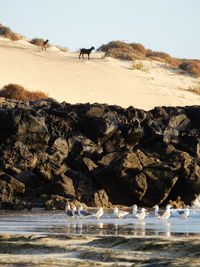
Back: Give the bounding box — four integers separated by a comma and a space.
0, 233, 200, 266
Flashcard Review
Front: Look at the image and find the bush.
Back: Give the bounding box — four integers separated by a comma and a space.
146, 50, 180, 67
132, 62, 149, 73
56, 45, 69, 53
179, 61, 200, 77
188, 83, 200, 95
0, 84, 48, 101
0, 25, 20, 41
30, 38, 48, 47
98, 41, 145, 60
129, 43, 147, 55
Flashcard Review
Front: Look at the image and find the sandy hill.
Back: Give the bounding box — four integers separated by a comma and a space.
0, 37, 199, 111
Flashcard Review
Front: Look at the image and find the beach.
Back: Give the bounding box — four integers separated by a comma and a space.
1, 36, 200, 266
1, 210, 200, 266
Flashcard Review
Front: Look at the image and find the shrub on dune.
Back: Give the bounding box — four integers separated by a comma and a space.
129, 43, 147, 55
179, 61, 200, 77
56, 45, 69, 53
30, 38, 49, 47
98, 41, 145, 60
146, 50, 180, 68
0, 24, 20, 41
0, 84, 48, 101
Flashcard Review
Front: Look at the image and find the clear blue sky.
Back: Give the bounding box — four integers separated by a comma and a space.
0, 0, 199, 59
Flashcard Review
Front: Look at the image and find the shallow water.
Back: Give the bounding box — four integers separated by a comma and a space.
1, 208, 200, 237
1, 209, 200, 266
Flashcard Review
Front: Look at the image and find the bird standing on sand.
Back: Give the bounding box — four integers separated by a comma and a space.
158, 204, 171, 222
113, 207, 129, 219
136, 208, 146, 220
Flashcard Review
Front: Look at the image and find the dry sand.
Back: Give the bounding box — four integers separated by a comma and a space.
0, 36, 200, 110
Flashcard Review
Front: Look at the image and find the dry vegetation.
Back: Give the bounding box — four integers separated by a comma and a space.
132, 62, 149, 73
56, 45, 69, 53
0, 84, 48, 101
146, 49, 181, 68
179, 60, 200, 77
188, 82, 200, 95
98, 41, 145, 61
98, 41, 200, 77
30, 38, 50, 48
0, 23, 21, 41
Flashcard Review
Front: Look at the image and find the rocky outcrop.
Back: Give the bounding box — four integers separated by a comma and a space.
0, 99, 200, 209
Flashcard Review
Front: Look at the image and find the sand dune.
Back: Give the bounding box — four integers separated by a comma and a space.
0, 37, 199, 110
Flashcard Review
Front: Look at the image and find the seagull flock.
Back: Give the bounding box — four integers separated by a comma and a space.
65, 203, 190, 221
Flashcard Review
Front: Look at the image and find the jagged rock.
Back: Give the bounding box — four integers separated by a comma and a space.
15, 111, 50, 150
0, 172, 25, 194
0, 180, 15, 209
0, 99, 200, 209
41, 174, 75, 198
15, 170, 42, 189
93, 189, 111, 207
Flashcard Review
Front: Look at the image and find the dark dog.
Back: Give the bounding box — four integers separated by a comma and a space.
79, 46, 95, 59
42, 39, 49, 51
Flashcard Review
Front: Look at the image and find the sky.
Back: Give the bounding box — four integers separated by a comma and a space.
0, 0, 199, 59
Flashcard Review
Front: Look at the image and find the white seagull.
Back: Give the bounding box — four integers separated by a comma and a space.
135, 208, 146, 220
124, 204, 138, 218
78, 205, 93, 217
65, 204, 73, 217
113, 207, 129, 219
153, 205, 163, 217
158, 204, 171, 222
181, 205, 190, 219
92, 207, 104, 219
170, 205, 190, 219
132, 204, 138, 217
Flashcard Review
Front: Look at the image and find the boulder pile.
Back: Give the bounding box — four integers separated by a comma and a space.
0, 98, 200, 209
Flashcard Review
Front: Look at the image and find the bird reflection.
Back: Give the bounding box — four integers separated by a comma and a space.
132, 221, 146, 237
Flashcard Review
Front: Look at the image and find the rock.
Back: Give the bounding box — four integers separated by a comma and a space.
16, 111, 50, 150
93, 189, 111, 207
41, 174, 75, 198
15, 170, 42, 189
0, 180, 15, 209
51, 137, 68, 158
0, 100, 200, 209
0, 172, 25, 194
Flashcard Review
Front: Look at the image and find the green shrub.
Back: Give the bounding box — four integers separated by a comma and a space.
179, 61, 200, 77
0, 24, 20, 41
0, 84, 48, 101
